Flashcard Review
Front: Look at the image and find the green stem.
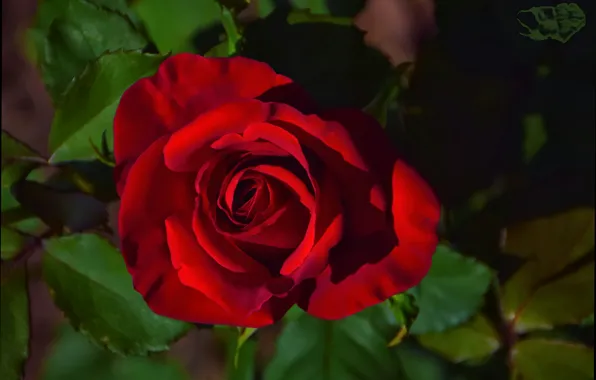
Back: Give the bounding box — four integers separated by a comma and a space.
221, 7, 242, 56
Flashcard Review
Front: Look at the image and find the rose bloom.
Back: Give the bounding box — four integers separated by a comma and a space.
114, 54, 439, 327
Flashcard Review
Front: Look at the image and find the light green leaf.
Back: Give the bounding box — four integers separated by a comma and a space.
43, 324, 189, 380
49, 51, 166, 163
0, 268, 30, 380
264, 304, 402, 380
409, 244, 493, 334
0, 228, 26, 260
501, 208, 595, 326
503, 208, 594, 265
42, 234, 191, 355
511, 339, 594, 380
509, 262, 594, 333
133, 0, 221, 54
417, 314, 501, 364
34, 0, 147, 100
522, 114, 547, 163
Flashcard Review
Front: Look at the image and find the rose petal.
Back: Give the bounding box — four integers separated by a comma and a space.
269, 104, 389, 237
282, 173, 344, 280
298, 160, 440, 319
138, 268, 293, 327
119, 136, 195, 270
163, 100, 271, 172
167, 214, 273, 317
194, 196, 271, 275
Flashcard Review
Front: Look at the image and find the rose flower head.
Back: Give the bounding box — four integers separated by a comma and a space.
114, 54, 440, 327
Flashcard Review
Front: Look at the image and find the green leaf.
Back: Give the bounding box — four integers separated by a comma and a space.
42, 234, 191, 355
11, 180, 108, 232
0, 228, 26, 260
417, 314, 501, 364
395, 341, 449, 380
133, 0, 222, 54
35, 0, 147, 100
264, 304, 402, 380
511, 339, 594, 380
506, 262, 594, 333
0, 268, 30, 380
43, 324, 189, 380
522, 114, 547, 163
409, 244, 493, 334
49, 51, 166, 163
256, 0, 276, 18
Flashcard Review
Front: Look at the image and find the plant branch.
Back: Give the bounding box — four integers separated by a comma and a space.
1, 229, 54, 284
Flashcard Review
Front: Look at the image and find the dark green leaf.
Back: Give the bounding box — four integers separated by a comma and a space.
291, 0, 329, 14
1, 187, 47, 237
11, 180, 107, 232
0, 228, 26, 260
49, 52, 166, 163
133, 0, 221, 53
409, 244, 493, 334
0, 268, 30, 380
506, 262, 594, 333
35, 0, 147, 100
264, 304, 402, 380
283, 305, 305, 322
511, 339, 594, 380
42, 234, 191, 355
417, 314, 501, 364
395, 341, 449, 380
43, 324, 189, 380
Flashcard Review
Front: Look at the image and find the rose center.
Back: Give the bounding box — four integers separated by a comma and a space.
232, 179, 257, 211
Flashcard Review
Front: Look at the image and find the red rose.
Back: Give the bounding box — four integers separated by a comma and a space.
115, 53, 439, 327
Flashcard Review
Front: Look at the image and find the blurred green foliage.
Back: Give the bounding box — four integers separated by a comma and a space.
1, 0, 594, 379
